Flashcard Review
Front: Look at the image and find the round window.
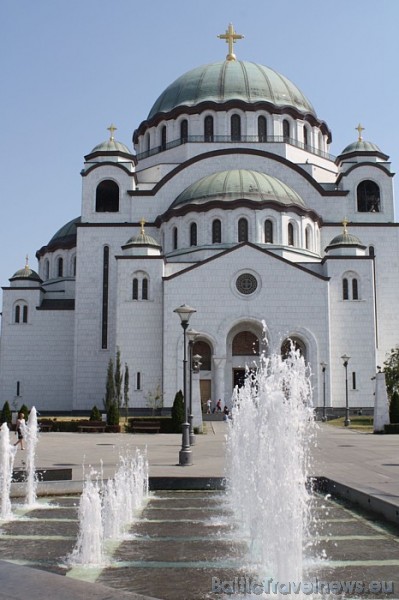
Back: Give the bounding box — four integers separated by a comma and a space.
236, 273, 258, 295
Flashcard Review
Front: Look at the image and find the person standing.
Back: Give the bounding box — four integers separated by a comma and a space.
14, 412, 26, 450
206, 398, 212, 414
216, 399, 222, 413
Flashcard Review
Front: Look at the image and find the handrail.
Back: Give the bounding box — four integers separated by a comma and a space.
136, 135, 335, 162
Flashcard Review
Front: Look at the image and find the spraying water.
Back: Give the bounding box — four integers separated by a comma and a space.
226, 348, 315, 588
25, 407, 39, 506
68, 448, 148, 566
0, 423, 16, 520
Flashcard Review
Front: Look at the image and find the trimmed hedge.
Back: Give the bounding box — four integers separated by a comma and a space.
127, 417, 174, 433
384, 423, 399, 434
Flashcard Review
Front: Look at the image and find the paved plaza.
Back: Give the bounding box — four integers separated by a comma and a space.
1, 423, 399, 599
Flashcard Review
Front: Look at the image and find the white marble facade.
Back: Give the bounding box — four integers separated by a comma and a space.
0, 29, 396, 415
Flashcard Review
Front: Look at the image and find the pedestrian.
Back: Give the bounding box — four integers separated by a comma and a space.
216, 399, 222, 413
206, 398, 212, 414
14, 412, 26, 450
223, 405, 230, 421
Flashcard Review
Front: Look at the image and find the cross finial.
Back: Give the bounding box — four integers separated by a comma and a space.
107, 123, 117, 141
356, 123, 364, 141
140, 218, 146, 235
217, 23, 244, 61
342, 217, 348, 234
24, 254, 29, 274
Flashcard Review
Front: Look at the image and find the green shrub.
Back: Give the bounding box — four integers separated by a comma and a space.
171, 390, 184, 433
389, 391, 399, 423
384, 423, 399, 434
1, 401, 12, 425
19, 404, 29, 420
89, 405, 102, 421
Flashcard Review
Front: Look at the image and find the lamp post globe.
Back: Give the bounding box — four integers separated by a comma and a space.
173, 305, 196, 466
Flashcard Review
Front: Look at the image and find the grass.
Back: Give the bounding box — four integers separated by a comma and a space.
325, 415, 374, 432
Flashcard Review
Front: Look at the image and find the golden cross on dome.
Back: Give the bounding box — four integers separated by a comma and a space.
140, 218, 146, 235
24, 254, 30, 274
342, 217, 348, 234
107, 123, 117, 141
217, 23, 244, 61
356, 123, 364, 141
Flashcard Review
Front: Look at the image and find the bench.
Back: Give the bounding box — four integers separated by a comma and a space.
131, 419, 161, 434
78, 422, 107, 433
38, 422, 53, 432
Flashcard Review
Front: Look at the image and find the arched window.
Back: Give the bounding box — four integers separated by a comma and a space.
357, 181, 380, 212
232, 331, 260, 356
288, 223, 294, 246
72, 256, 77, 276
343, 273, 360, 301
132, 278, 139, 300
343, 278, 349, 300
303, 126, 309, 147
352, 278, 358, 300
238, 218, 248, 242
264, 219, 273, 243
193, 340, 212, 370
146, 133, 150, 152
369, 245, 375, 257
173, 227, 178, 250
281, 337, 306, 361
142, 278, 148, 300
44, 259, 49, 280
161, 126, 167, 150
22, 305, 28, 323
15, 305, 20, 323
283, 119, 290, 141
204, 116, 214, 142
57, 257, 63, 277
96, 180, 119, 212
305, 226, 311, 250
212, 219, 222, 243
180, 119, 188, 143
231, 114, 241, 141
190, 223, 197, 246
258, 116, 267, 142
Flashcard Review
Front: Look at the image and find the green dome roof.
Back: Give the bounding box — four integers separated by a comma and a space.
171, 169, 305, 209
49, 217, 80, 245
326, 231, 364, 248
148, 60, 315, 119
126, 232, 160, 246
339, 140, 381, 156
90, 139, 132, 154
10, 266, 41, 282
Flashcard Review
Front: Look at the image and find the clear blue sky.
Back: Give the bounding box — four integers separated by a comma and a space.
1, 0, 398, 300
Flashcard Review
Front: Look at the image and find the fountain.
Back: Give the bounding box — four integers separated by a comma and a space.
226, 347, 316, 588
0, 422, 16, 520
68, 448, 149, 566
25, 406, 39, 506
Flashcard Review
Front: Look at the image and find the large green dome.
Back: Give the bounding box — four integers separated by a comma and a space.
148, 60, 315, 119
171, 170, 305, 209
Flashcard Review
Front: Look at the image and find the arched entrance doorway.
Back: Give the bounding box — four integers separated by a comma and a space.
231, 330, 260, 390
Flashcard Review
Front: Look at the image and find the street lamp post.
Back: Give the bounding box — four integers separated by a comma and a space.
341, 354, 351, 427
174, 304, 197, 466
187, 328, 200, 446
320, 362, 327, 422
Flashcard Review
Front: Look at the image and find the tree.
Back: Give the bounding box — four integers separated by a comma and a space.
171, 390, 184, 433
19, 404, 29, 421
124, 363, 130, 424
145, 383, 164, 415
107, 401, 120, 426
0, 401, 11, 425
115, 349, 123, 408
104, 359, 115, 413
389, 391, 399, 424
383, 347, 399, 399
89, 405, 102, 421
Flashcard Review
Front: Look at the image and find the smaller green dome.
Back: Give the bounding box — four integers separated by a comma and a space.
90, 139, 132, 154
339, 140, 381, 156
326, 231, 364, 249
11, 265, 41, 282
126, 232, 160, 246
172, 169, 305, 209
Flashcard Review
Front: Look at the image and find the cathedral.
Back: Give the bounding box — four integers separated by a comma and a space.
0, 24, 396, 417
